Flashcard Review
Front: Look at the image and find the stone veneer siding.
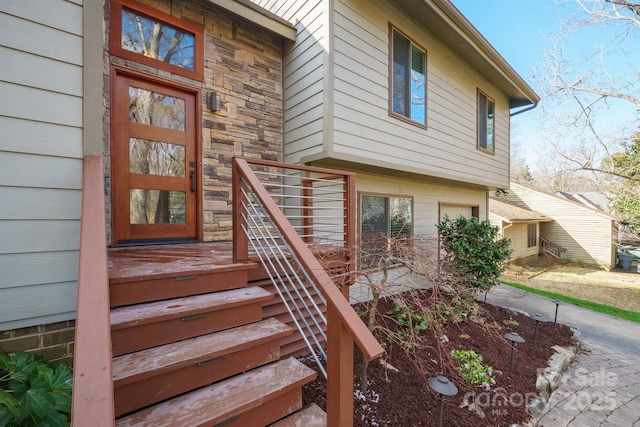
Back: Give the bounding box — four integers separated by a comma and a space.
104, 0, 285, 244
0, 321, 75, 366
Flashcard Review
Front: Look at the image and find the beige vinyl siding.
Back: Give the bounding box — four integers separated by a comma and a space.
440, 205, 474, 221
253, 0, 328, 164
503, 222, 539, 262
0, 0, 83, 330
329, 0, 510, 188
507, 184, 616, 267
356, 171, 487, 238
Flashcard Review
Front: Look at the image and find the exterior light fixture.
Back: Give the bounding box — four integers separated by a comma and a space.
533, 313, 544, 346
495, 188, 509, 197
207, 91, 221, 112
551, 300, 563, 324
504, 331, 525, 375
428, 375, 458, 427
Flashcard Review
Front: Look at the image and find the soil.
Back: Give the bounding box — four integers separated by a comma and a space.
301, 293, 575, 426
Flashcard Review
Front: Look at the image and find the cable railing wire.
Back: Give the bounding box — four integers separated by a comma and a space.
239, 183, 329, 378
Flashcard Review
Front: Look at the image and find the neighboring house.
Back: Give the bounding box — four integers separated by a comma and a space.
489, 198, 551, 263
555, 191, 610, 212
501, 183, 619, 267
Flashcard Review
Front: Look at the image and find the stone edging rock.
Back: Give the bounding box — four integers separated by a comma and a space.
510, 327, 581, 427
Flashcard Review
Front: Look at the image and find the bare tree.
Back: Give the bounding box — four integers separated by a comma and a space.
537, 0, 640, 182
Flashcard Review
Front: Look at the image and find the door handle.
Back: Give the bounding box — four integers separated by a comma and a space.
190, 170, 195, 192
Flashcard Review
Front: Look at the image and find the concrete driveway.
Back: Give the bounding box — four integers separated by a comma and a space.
485, 284, 640, 426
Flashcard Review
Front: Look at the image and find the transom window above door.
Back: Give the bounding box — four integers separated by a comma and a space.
110, 0, 204, 81
390, 27, 427, 127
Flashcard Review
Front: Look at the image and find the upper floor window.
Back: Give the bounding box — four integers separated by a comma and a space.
390, 28, 426, 126
477, 90, 495, 152
110, 0, 204, 81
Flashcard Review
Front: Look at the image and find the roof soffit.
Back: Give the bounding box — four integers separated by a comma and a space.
389, 0, 539, 107
203, 0, 297, 41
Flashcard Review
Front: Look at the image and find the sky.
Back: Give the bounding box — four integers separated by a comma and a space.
450, 0, 640, 171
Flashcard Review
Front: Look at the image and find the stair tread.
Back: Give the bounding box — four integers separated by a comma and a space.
110, 286, 272, 328
115, 357, 316, 427
113, 318, 292, 384
269, 404, 327, 427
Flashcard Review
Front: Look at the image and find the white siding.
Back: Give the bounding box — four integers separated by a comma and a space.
0, 0, 84, 330
506, 184, 616, 267
331, 0, 510, 188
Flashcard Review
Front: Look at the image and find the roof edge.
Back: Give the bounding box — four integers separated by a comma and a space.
204, 0, 297, 41
428, 0, 540, 106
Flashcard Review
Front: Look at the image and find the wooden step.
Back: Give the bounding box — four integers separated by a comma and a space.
269, 404, 327, 427
113, 318, 292, 417
109, 262, 255, 307
115, 357, 317, 427
111, 287, 273, 356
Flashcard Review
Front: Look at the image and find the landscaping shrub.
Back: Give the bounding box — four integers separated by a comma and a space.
0, 350, 72, 427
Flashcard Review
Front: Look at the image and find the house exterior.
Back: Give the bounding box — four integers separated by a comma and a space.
488, 197, 551, 263
1, 0, 537, 367
501, 183, 619, 267
0, 0, 296, 361
252, 0, 538, 243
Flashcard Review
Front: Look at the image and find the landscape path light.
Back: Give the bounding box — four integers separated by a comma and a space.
551, 300, 564, 324
504, 331, 525, 375
533, 313, 544, 346
428, 375, 458, 427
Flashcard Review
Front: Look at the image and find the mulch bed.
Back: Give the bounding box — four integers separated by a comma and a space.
301, 293, 575, 426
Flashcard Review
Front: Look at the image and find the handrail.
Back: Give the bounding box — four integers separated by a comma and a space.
232, 158, 383, 426
540, 236, 566, 259
71, 156, 115, 426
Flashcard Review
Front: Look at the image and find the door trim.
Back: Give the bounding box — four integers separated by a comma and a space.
109, 65, 203, 246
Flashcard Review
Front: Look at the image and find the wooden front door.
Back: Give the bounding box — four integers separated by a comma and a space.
111, 70, 199, 245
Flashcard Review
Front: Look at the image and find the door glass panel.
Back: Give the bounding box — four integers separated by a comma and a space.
129, 138, 185, 177
121, 9, 195, 70
129, 86, 185, 130
130, 189, 186, 224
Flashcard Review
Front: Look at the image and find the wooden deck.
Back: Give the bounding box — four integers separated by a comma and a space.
108, 242, 251, 282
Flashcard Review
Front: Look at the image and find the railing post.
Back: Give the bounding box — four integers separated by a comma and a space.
326, 305, 354, 427
302, 177, 313, 243
232, 158, 248, 262
342, 173, 357, 298
72, 156, 115, 426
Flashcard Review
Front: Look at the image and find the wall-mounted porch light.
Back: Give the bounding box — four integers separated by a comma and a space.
207, 91, 221, 112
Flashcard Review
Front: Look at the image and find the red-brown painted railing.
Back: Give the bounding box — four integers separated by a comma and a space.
71, 156, 115, 426
232, 157, 384, 426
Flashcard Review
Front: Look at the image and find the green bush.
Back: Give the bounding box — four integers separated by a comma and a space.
437, 215, 512, 290
451, 349, 495, 390
0, 350, 72, 427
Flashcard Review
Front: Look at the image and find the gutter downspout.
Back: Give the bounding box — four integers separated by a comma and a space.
510, 101, 538, 117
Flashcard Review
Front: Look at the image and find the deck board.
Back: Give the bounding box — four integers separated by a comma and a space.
108, 242, 255, 283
